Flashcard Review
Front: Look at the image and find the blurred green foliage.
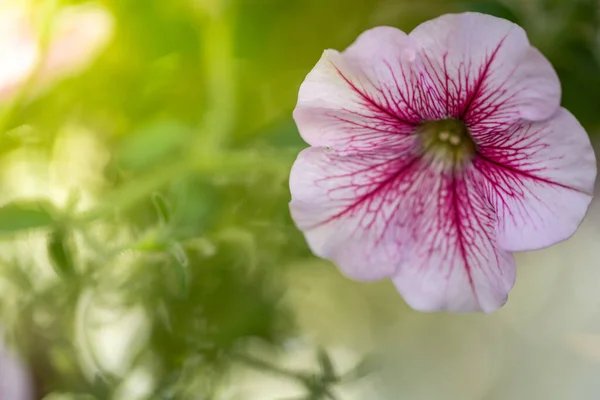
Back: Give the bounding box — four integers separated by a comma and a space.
0, 0, 598, 399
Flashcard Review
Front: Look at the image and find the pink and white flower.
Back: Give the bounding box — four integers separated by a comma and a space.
0, 2, 113, 102
0, 330, 32, 400
289, 12, 597, 313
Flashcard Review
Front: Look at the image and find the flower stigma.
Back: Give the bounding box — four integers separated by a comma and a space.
417, 118, 476, 167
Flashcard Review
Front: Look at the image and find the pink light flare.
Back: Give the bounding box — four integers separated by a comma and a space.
288, 12, 597, 313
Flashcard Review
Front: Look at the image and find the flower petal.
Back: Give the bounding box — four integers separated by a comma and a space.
392, 166, 516, 313
44, 4, 113, 78
293, 27, 423, 152
289, 144, 419, 281
409, 12, 560, 125
0, 8, 38, 101
0, 330, 32, 400
290, 145, 516, 313
474, 108, 596, 251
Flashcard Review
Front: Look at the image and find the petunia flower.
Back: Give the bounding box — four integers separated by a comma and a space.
0, 2, 113, 102
289, 12, 597, 313
0, 330, 32, 400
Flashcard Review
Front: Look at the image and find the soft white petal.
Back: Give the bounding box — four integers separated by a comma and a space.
293, 27, 422, 152
290, 144, 516, 313
474, 108, 596, 251
392, 166, 516, 313
409, 12, 560, 125
289, 145, 418, 281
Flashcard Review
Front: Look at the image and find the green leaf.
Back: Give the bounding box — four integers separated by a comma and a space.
152, 191, 172, 226
339, 354, 381, 383
132, 229, 169, 252
170, 241, 188, 268
0, 201, 55, 234
116, 119, 194, 171
169, 180, 223, 239
47, 227, 76, 278
317, 348, 337, 383
168, 241, 190, 298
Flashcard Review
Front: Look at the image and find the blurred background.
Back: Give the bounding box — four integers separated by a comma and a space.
0, 0, 599, 399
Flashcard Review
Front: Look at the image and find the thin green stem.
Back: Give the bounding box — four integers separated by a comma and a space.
194, 2, 236, 153
76, 149, 290, 224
